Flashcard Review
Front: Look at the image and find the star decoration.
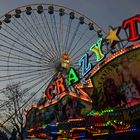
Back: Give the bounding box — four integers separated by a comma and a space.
106, 26, 121, 48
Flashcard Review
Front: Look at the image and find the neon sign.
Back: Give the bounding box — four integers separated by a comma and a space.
122, 15, 140, 42
79, 37, 104, 77
45, 37, 104, 101
78, 53, 91, 77
45, 74, 92, 103
45, 14, 140, 104
45, 77, 66, 100
68, 68, 79, 86
90, 37, 104, 62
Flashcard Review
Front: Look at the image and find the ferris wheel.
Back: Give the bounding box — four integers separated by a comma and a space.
0, 4, 106, 111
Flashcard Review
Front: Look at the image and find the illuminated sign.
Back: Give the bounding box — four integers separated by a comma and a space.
122, 15, 140, 42
44, 15, 140, 106
90, 37, 104, 61
45, 77, 66, 100
79, 37, 104, 77
45, 68, 80, 101
68, 68, 79, 86
45, 74, 91, 103
77, 14, 140, 78
79, 53, 91, 77
45, 37, 104, 101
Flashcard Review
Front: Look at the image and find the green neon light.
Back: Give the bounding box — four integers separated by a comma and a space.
67, 68, 79, 86
103, 121, 111, 126
87, 109, 114, 116
90, 38, 104, 62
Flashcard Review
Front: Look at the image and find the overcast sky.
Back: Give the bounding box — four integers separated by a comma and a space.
0, 0, 139, 32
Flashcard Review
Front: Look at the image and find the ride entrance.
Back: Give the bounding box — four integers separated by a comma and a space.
0, 3, 140, 140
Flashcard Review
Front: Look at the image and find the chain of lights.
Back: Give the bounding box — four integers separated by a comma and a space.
24, 103, 140, 139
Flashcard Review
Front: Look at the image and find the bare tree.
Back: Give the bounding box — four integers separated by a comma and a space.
3, 83, 27, 140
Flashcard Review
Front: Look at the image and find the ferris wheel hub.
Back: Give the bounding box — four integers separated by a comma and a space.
61, 53, 70, 69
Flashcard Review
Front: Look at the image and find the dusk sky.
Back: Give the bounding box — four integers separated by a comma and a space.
0, 0, 140, 32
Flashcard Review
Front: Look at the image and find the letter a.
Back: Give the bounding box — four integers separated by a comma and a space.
68, 68, 79, 86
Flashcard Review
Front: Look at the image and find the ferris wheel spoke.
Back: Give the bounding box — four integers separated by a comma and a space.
64, 18, 72, 52
31, 11, 57, 60
71, 33, 97, 61
5, 52, 56, 69
0, 29, 47, 62
40, 13, 58, 58
0, 52, 50, 66
5, 63, 55, 71
0, 63, 49, 70
0, 40, 45, 64
59, 15, 64, 54
43, 12, 60, 60
49, 14, 59, 55
0, 64, 51, 69
0, 49, 52, 67
0, 68, 53, 83
17, 71, 54, 93
27, 73, 55, 100
50, 13, 60, 56
20, 17, 55, 60
12, 17, 53, 61
67, 22, 80, 54
69, 28, 89, 55
12, 17, 54, 62
24, 72, 55, 94
0, 74, 50, 102
0, 32, 55, 65
0, 71, 50, 82
2, 24, 45, 58
0, 71, 50, 95
22, 13, 51, 55
52, 13, 61, 55
19, 71, 52, 86
0, 68, 51, 81
32, 12, 58, 60
41, 12, 60, 56
0, 45, 56, 69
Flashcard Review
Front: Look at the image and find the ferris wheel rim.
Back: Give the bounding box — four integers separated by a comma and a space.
0, 3, 106, 34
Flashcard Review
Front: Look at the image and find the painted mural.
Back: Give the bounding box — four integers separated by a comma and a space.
91, 48, 140, 110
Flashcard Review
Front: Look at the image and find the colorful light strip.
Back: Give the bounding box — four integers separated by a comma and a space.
89, 42, 140, 77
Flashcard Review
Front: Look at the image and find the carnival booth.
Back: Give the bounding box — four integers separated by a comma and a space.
21, 5, 140, 139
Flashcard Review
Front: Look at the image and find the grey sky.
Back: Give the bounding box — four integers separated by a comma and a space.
0, 0, 139, 32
